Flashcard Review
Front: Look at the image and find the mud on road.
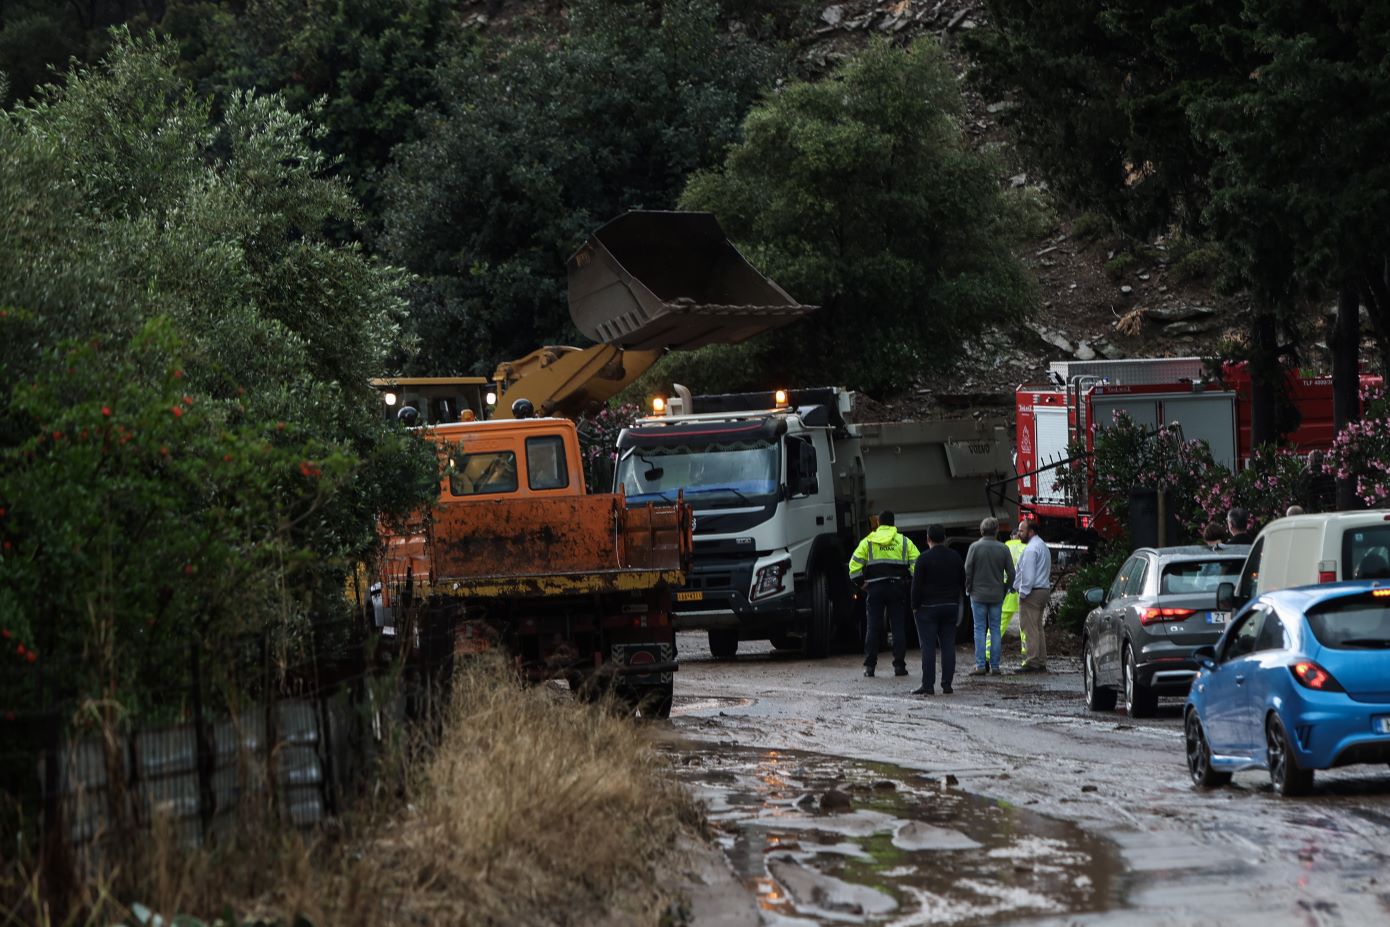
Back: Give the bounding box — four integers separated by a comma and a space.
661, 633, 1390, 926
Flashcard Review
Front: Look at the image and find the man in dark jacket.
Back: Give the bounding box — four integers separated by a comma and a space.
910, 523, 965, 695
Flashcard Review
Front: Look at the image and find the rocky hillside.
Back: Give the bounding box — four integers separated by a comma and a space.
466, 0, 1246, 409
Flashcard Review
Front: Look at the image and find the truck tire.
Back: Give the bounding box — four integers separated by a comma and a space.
804, 570, 834, 658
709, 629, 738, 660
638, 684, 674, 720
769, 634, 800, 651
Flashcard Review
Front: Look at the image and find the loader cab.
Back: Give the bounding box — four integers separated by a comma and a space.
371, 377, 492, 425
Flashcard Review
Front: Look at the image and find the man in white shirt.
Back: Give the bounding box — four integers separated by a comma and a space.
1011, 518, 1052, 673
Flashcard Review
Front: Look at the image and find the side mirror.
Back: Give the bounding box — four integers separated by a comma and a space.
1192, 644, 1217, 670
1084, 587, 1105, 607
1215, 582, 1236, 610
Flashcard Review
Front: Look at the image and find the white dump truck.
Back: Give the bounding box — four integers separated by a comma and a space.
614, 387, 1013, 658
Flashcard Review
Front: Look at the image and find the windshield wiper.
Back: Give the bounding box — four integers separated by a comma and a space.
686, 486, 752, 503
1337, 637, 1390, 648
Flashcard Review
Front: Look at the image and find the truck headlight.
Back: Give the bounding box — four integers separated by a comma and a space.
750, 560, 789, 601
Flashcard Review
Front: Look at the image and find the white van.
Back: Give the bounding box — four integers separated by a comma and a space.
1221, 511, 1390, 609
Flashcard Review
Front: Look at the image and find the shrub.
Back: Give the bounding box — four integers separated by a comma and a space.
1326, 387, 1390, 507
1054, 543, 1128, 634
1102, 251, 1136, 281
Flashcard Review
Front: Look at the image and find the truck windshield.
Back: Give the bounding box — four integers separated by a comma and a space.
617, 440, 778, 506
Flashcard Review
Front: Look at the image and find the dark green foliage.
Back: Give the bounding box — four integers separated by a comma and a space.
1056, 543, 1128, 633
679, 39, 1034, 394
0, 34, 437, 722
380, 0, 780, 374
159, 0, 455, 223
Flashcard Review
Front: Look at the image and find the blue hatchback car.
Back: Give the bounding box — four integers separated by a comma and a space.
1184, 581, 1390, 795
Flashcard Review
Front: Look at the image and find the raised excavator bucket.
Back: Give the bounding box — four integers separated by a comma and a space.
567, 211, 814, 351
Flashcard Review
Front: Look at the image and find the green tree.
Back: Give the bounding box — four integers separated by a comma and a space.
0, 33, 437, 722
678, 39, 1034, 393
971, 0, 1342, 447
380, 0, 779, 374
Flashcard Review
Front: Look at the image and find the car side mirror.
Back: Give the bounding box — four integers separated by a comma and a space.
1192, 644, 1217, 670
1084, 587, 1105, 607
1215, 582, 1237, 610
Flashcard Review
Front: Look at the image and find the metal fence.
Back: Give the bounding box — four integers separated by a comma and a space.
39, 683, 406, 853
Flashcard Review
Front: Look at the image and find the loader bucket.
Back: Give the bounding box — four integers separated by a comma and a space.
567, 211, 814, 351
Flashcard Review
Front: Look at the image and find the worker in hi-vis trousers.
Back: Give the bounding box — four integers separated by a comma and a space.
989, 529, 1027, 663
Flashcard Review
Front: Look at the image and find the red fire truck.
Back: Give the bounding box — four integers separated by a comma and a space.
1013, 357, 1373, 538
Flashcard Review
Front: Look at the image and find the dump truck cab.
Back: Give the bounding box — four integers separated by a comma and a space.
371, 415, 690, 717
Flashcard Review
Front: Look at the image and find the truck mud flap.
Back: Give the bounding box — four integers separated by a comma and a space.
611, 642, 677, 686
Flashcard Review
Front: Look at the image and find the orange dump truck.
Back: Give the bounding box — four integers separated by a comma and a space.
369, 416, 691, 716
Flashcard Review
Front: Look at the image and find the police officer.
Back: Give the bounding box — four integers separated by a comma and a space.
849, 511, 920, 678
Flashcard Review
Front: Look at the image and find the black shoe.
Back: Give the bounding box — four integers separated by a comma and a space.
863, 667, 875, 677
941, 686, 953, 694
894, 666, 909, 677
910, 686, 932, 695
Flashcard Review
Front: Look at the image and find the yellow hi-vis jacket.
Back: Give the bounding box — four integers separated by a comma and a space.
1001, 538, 1026, 614
849, 525, 920, 584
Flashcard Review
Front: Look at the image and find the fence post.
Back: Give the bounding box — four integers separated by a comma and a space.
189, 643, 215, 838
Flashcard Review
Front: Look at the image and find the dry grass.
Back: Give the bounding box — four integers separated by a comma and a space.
3, 659, 705, 927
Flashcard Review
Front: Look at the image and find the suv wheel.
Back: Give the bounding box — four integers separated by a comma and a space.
1083, 639, 1116, 711
1185, 710, 1231, 788
1122, 643, 1158, 718
1266, 713, 1314, 796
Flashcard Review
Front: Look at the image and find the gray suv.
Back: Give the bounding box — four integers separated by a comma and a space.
1082, 545, 1248, 717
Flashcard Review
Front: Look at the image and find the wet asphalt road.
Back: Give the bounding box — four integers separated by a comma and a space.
664, 631, 1390, 926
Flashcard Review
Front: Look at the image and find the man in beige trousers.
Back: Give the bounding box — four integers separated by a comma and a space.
1011, 518, 1051, 673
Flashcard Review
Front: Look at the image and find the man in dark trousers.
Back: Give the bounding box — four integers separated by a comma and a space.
849, 510, 920, 678
910, 523, 965, 695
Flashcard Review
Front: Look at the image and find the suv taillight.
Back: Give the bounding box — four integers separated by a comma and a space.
1290, 660, 1344, 691
1317, 560, 1337, 583
1139, 607, 1196, 625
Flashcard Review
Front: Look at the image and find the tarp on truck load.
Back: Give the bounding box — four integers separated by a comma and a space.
567, 211, 814, 351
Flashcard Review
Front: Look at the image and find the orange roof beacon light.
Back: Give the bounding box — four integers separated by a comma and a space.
652, 396, 667, 416
774, 389, 789, 408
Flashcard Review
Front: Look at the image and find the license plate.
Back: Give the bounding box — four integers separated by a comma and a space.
1206, 611, 1229, 625
1375, 716, 1390, 735
675, 590, 704, 602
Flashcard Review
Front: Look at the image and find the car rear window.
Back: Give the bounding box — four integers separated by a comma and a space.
1159, 559, 1242, 595
1305, 593, 1390, 649
1343, 525, 1390, 579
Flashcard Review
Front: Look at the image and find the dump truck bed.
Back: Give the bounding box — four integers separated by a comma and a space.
567, 211, 814, 351
425, 493, 692, 598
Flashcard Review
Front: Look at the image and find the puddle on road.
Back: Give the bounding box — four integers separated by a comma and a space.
670, 746, 1122, 926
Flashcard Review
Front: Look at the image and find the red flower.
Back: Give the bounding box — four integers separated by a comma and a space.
51, 431, 62, 442
173, 369, 184, 380
182, 395, 193, 406
299, 460, 322, 479
1, 630, 9, 639
276, 422, 286, 432
223, 453, 233, 462
101, 406, 111, 417
183, 564, 195, 576
172, 406, 183, 418
160, 446, 169, 457
25, 651, 35, 664
15, 644, 24, 657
